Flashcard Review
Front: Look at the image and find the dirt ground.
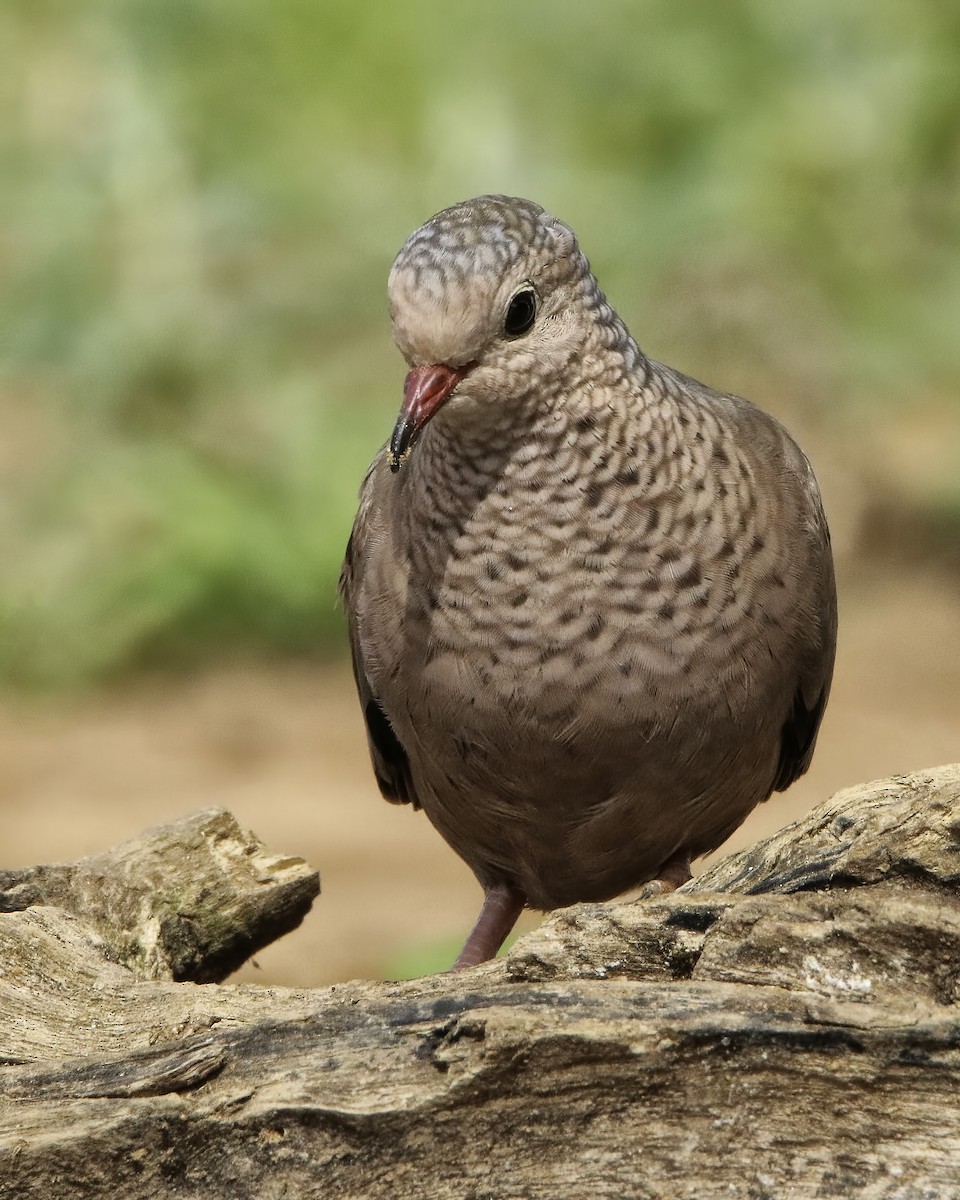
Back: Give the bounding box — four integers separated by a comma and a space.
2, 564, 958, 986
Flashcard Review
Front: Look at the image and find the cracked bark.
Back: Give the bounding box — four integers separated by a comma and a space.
2, 766, 959, 1199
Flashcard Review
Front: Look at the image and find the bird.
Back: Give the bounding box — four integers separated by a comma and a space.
340, 195, 837, 970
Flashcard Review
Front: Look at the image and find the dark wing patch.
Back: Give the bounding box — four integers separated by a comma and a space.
362, 696, 418, 807
340, 481, 420, 810
771, 682, 830, 794
770, 462, 837, 798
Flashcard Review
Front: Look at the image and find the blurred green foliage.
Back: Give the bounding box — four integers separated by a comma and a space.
1, 0, 958, 686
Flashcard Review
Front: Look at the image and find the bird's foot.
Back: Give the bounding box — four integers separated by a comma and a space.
451, 884, 526, 970
636, 852, 693, 900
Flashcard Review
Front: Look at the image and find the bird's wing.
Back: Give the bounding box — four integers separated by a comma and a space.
772, 676, 831, 794
771, 486, 838, 795
338, 457, 419, 808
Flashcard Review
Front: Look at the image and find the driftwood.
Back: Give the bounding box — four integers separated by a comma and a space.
2, 766, 960, 1198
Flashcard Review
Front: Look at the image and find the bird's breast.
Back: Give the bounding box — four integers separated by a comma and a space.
379, 400, 823, 741
404, 498, 774, 733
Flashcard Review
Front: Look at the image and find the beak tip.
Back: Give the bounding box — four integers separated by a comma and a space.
387, 424, 410, 473
389, 363, 467, 470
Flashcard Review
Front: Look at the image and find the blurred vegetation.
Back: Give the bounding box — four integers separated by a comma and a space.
1, 0, 958, 687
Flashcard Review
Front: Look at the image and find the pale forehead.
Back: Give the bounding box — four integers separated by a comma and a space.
398, 194, 547, 262
391, 195, 569, 294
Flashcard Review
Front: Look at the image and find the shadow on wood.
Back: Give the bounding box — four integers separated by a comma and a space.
2, 766, 959, 1198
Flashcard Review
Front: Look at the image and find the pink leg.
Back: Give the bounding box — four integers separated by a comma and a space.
452, 884, 526, 970
640, 851, 693, 898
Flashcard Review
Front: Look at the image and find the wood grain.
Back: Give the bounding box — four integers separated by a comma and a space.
2, 767, 958, 1198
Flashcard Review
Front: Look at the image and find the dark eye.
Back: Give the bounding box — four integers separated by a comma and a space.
503, 287, 537, 337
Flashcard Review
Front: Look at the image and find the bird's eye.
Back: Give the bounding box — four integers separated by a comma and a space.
503, 287, 538, 337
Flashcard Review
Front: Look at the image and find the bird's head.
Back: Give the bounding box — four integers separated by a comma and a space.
385, 195, 602, 472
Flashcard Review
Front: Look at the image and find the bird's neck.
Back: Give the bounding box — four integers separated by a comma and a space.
400, 359, 690, 518
403, 392, 542, 509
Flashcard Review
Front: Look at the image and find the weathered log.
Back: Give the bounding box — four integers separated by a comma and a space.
0, 807, 320, 983
2, 766, 959, 1198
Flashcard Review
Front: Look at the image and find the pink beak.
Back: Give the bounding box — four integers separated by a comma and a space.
389, 363, 469, 472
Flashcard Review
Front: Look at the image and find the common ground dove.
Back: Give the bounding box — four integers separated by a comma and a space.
341, 195, 837, 969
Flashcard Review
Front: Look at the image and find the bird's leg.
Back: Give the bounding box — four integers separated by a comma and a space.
637, 851, 693, 900
452, 884, 526, 970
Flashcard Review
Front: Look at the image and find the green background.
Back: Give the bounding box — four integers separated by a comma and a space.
3, 0, 958, 688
